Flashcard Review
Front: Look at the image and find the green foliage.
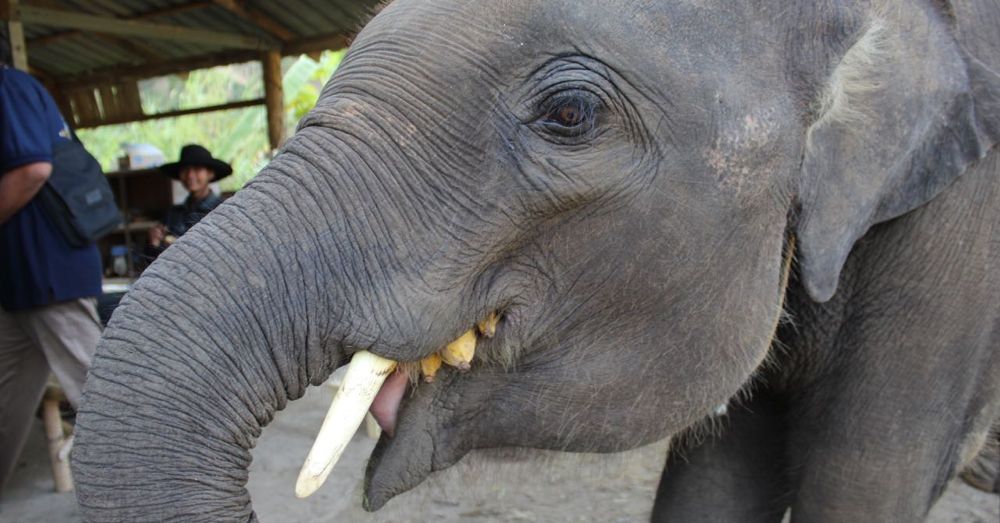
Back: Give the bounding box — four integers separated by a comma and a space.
287, 49, 347, 125
78, 50, 346, 192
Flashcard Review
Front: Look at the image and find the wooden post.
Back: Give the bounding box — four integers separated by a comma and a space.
262, 51, 285, 150
3, 0, 28, 71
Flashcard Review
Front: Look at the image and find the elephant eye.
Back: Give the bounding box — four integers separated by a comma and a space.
551, 104, 586, 127
539, 93, 599, 138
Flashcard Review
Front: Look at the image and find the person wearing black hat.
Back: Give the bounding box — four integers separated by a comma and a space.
145, 144, 232, 260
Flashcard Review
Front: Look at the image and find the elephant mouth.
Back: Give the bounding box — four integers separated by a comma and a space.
369, 370, 410, 437
294, 311, 504, 498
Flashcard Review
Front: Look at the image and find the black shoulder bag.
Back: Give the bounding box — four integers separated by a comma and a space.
36, 133, 122, 247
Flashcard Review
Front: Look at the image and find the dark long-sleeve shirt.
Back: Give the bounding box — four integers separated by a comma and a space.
144, 192, 223, 261
164, 192, 222, 237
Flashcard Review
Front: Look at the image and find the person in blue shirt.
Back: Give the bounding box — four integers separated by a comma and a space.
145, 144, 230, 260
0, 55, 102, 493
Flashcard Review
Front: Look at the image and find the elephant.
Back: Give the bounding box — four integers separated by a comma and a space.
71, 0, 1000, 521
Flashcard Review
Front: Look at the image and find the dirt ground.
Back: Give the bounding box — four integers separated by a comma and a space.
2, 386, 997, 523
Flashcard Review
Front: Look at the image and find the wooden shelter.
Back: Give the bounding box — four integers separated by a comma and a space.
1, 0, 383, 149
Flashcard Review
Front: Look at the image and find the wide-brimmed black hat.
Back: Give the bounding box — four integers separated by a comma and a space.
159, 144, 232, 181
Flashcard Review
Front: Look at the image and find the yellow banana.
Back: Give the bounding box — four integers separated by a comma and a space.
440, 329, 477, 371
420, 353, 443, 382
477, 313, 499, 338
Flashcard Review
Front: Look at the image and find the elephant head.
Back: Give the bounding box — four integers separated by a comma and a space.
72, 0, 999, 520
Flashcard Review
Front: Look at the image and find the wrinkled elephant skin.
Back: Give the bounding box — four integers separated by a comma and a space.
72, 1, 1000, 522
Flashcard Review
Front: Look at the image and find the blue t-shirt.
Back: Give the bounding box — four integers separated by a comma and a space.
0, 67, 102, 311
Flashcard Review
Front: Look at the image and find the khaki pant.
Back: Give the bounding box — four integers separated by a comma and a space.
0, 298, 100, 494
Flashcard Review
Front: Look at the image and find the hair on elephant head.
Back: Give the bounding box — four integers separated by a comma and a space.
71, 1, 1000, 521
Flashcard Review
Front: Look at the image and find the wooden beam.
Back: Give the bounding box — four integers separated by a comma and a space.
76, 97, 265, 129
69, 87, 100, 125
4, 0, 28, 70
117, 80, 142, 119
110, 0, 216, 20
39, 0, 162, 61
284, 32, 352, 56
19, 5, 278, 49
29, 63, 52, 81
45, 80, 72, 123
45, 80, 75, 121
28, 0, 214, 47
81, 0, 130, 17
262, 51, 284, 150
97, 84, 119, 120
212, 0, 295, 42
94, 33, 161, 62
59, 49, 260, 88
54, 31, 354, 89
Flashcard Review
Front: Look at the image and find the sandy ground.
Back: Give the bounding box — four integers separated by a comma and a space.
2, 386, 997, 523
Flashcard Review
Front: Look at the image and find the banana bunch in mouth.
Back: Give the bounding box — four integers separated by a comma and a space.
421, 312, 499, 381
295, 312, 501, 498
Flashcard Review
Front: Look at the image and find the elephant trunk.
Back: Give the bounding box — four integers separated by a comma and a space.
72, 142, 359, 522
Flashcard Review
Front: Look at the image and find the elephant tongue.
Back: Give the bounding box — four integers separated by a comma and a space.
369, 370, 408, 437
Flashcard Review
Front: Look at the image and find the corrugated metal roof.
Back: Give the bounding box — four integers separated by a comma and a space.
22, 0, 383, 81
264, 0, 328, 35
16, 0, 383, 128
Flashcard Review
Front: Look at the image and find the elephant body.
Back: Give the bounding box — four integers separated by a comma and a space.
72, 1, 1000, 522
656, 150, 1000, 522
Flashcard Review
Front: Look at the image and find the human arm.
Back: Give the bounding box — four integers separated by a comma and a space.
144, 208, 182, 262
1, 69, 65, 225
0, 162, 52, 225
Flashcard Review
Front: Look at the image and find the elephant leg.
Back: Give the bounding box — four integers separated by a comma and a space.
960, 426, 999, 493
783, 340, 1000, 522
651, 391, 790, 523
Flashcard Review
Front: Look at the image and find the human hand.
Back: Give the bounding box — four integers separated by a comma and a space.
148, 224, 166, 247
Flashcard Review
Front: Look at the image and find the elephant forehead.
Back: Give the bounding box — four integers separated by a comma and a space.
373, 0, 725, 57
347, 0, 789, 105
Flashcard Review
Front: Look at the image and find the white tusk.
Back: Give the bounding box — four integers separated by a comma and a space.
295, 351, 397, 498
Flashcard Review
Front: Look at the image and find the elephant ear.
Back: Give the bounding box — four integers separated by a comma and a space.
796, 8, 1000, 302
